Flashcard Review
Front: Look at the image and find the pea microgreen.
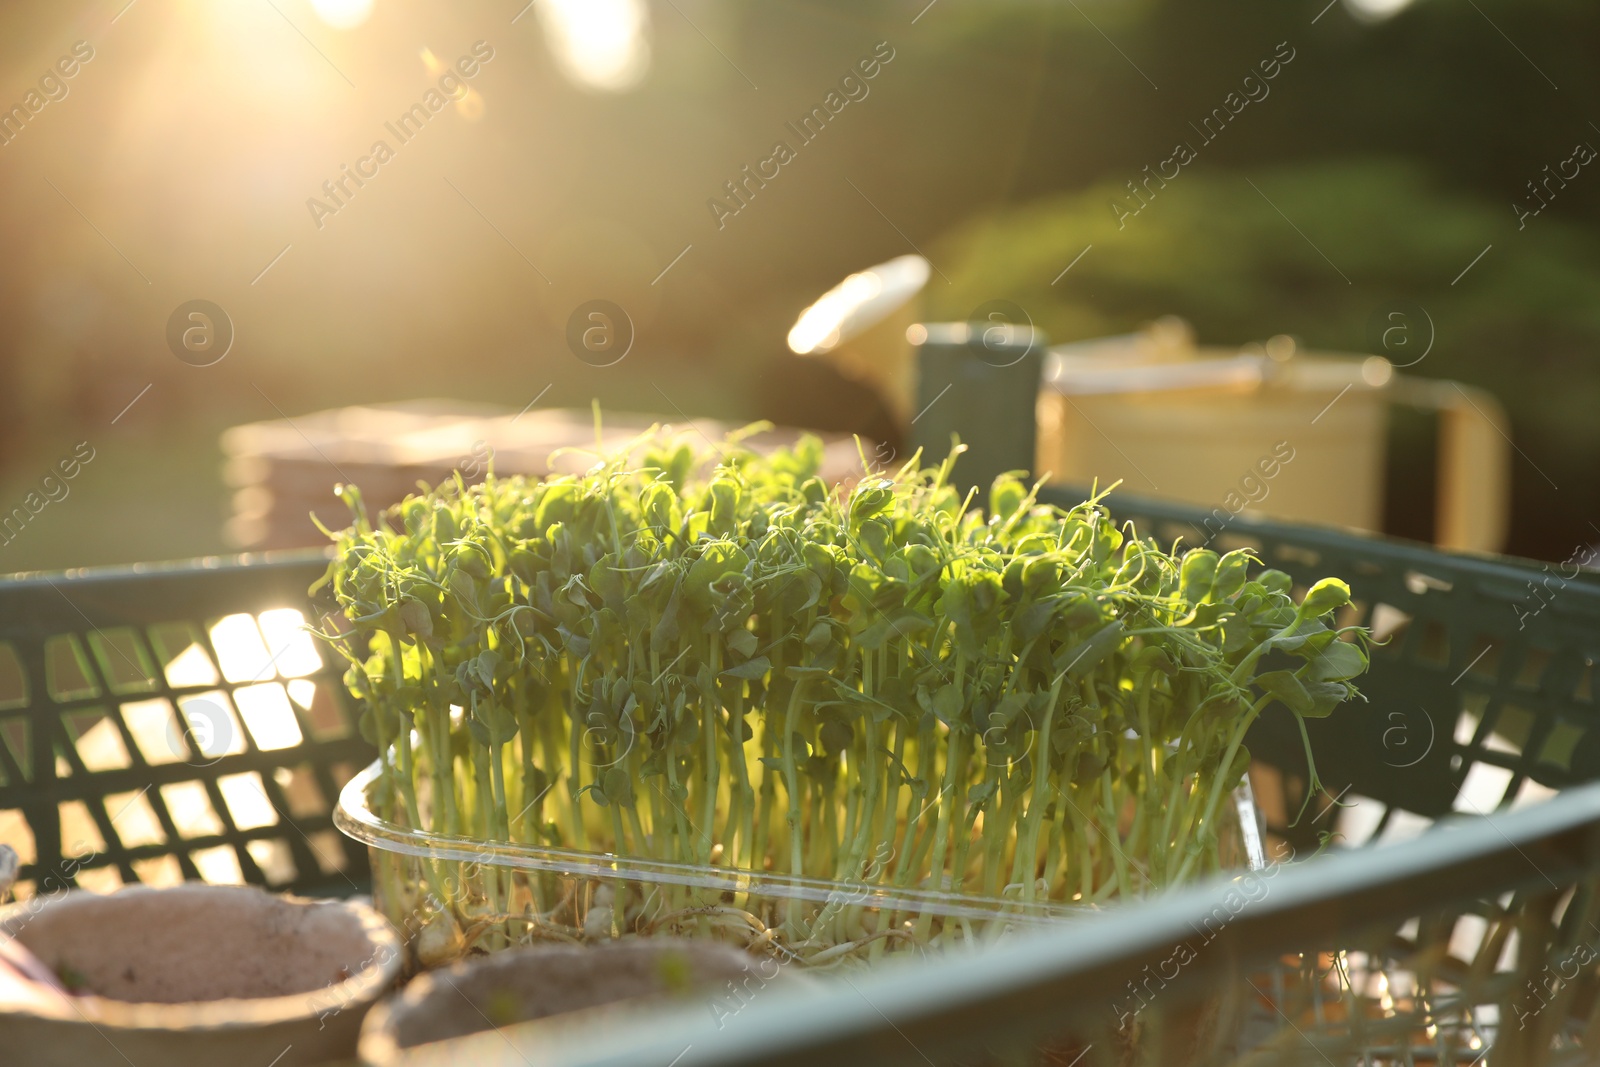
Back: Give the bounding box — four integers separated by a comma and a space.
319, 430, 1368, 959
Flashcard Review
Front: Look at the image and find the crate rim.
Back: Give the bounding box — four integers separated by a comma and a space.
0, 547, 335, 590
1044, 483, 1600, 593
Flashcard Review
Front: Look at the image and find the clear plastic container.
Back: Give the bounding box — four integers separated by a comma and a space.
335, 760, 1266, 973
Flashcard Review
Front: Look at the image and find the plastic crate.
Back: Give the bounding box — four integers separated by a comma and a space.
0, 551, 373, 902
2, 433, 1598, 1061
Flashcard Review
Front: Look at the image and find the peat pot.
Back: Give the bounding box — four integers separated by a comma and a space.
0, 883, 401, 1066
359, 939, 767, 1066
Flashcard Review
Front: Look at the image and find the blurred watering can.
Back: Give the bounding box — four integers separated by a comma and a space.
790, 259, 1509, 553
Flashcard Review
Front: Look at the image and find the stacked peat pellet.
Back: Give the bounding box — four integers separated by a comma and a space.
221, 400, 877, 550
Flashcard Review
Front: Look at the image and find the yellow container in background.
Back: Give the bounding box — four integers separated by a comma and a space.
1037, 323, 1511, 553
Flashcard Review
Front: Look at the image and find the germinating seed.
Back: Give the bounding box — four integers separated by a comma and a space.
317, 430, 1368, 960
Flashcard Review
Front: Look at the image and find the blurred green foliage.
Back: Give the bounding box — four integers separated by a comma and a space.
933, 158, 1600, 438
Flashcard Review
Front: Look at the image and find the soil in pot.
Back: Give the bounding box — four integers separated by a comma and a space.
0, 883, 400, 1067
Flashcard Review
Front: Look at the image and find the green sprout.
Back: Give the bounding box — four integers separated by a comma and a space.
318, 430, 1368, 963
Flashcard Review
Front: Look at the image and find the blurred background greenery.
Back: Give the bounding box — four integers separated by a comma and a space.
0, 0, 1593, 568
